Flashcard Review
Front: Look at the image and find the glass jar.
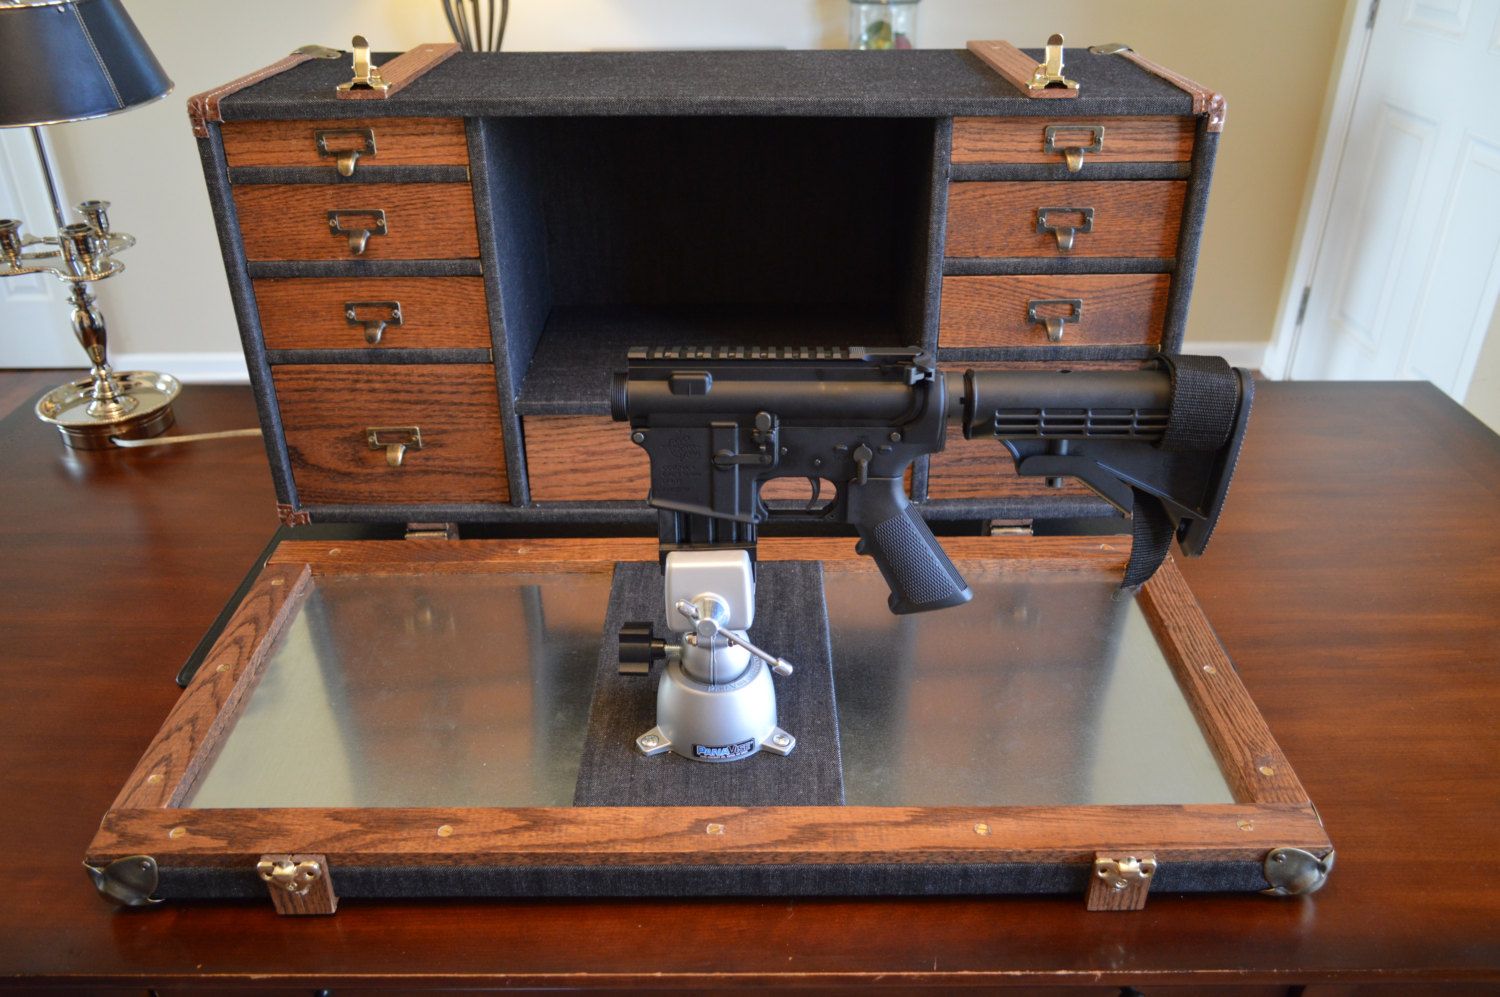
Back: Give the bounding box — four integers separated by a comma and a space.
849, 0, 919, 50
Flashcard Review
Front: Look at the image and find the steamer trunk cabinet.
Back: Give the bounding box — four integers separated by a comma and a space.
83, 45, 1333, 912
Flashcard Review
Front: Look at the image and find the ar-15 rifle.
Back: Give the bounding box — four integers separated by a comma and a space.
608, 346, 1251, 763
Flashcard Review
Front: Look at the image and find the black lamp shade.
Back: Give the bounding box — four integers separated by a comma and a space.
0, 0, 171, 127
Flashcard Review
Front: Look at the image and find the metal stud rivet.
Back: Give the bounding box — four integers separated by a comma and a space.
1259, 765, 1277, 777
145, 773, 163, 786
642, 734, 660, 748
773, 733, 790, 747
437, 824, 454, 837
169, 826, 186, 839
706, 823, 725, 835
327, 547, 343, 555
1237, 820, 1254, 831
974, 822, 991, 836
1203, 664, 1217, 674
216, 662, 230, 673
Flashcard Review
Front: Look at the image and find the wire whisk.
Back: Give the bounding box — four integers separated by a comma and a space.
441, 0, 509, 52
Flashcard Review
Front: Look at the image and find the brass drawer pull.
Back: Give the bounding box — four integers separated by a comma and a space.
1026, 297, 1083, 342
327, 208, 387, 254
1044, 124, 1104, 172
1036, 205, 1093, 252
367, 425, 422, 467
315, 127, 377, 176
345, 300, 403, 345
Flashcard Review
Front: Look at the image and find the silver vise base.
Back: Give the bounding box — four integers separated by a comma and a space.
637, 655, 795, 762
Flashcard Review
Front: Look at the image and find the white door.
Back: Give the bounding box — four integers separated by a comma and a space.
0, 127, 80, 367
1288, 0, 1500, 400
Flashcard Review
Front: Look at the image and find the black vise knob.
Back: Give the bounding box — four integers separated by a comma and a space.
619, 621, 666, 676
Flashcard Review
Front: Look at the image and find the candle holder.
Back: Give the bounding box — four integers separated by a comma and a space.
0, 0, 175, 448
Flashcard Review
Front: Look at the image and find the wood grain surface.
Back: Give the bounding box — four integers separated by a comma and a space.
939, 273, 1170, 348
524, 415, 841, 503
946, 180, 1185, 258
952, 115, 1195, 165
2, 378, 1499, 988
221, 117, 468, 170
254, 276, 491, 351
272, 364, 508, 504
232, 183, 479, 261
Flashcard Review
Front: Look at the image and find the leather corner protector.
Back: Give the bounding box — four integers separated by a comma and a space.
188, 52, 316, 138
276, 503, 311, 527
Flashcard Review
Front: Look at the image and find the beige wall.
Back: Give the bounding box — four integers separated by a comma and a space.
30, 0, 1348, 365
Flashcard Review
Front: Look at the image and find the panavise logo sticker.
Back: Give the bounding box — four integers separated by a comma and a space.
694, 738, 756, 760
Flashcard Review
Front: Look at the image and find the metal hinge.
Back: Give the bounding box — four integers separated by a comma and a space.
1294, 284, 1312, 325
1367, 0, 1381, 29
405, 522, 458, 540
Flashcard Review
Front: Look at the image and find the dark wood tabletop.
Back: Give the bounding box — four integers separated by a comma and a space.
1, 373, 1496, 994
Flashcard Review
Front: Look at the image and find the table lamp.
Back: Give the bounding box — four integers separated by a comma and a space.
0, 0, 176, 448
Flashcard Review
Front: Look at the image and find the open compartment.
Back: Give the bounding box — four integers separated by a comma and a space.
88, 536, 1332, 909
475, 116, 945, 415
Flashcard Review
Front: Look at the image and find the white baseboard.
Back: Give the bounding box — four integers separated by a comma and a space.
1182, 340, 1268, 372
111, 352, 249, 384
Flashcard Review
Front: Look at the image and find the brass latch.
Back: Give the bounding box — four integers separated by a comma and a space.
367, 426, 422, 467
316, 127, 377, 176
1044, 123, 1104, 172
1087, 852, 1157, 911
336, 35, 389, 94
1027, 33, 1079, 92
328, 208, 387, 254
1026, 297, 1083, 342
345, 300, 402, 344
1036, 206, 1093, 252
257, 857, 324, 896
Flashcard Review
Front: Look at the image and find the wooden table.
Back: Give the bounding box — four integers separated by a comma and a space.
1, 375, 1496, 993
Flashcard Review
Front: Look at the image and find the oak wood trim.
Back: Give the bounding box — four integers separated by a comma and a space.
254, 276, 490, 351
187, 53, 315, 138
89, 801, 1328, 869
939, 274, 1169, 348
337, 42, 461, 101
946, 181, 1185, 259
1139, 558, 1311, 805
222, 117, 469, 171
965, 41, 1078, 100
272, 364, 509, 505
1120, 50, 1227, 132
951, 116, 1194, 166
109, 564, 312, 810
265, 535, 1134, 574
233, 183, 478, 261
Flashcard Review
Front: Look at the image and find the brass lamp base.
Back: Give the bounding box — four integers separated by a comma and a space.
35, 371, 180, 449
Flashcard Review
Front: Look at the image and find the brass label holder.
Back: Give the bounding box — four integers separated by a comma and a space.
367, 426, 422, 467
316, 127, 377, 176
328, 209, 387, 255
1044, 123, 1104, 173
345, 300, 403, 344
1036, 206, 1094, 252
1026, 297, 1083, 342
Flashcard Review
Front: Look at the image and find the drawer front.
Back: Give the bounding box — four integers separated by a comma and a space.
273, 364, 508, 505
939, 274, 1169, 348
927, 361, 1138, 502
233, 183, 479, 261
524, 416, 844, 504
951, 116, 1195, 167
255, 277, 491, 351
221, 117, 468, 172
945, 181, 1184, 258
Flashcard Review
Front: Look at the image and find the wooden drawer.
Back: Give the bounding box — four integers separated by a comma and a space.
524, 416, 843, 504
945, 181, 1184, 258
951, 116, 1194, 167
273, 364, 508, 505
939, 274, 1170, 348
254, 277, 491, 351
221, 117, 468, 173
233, 183, 479, 261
